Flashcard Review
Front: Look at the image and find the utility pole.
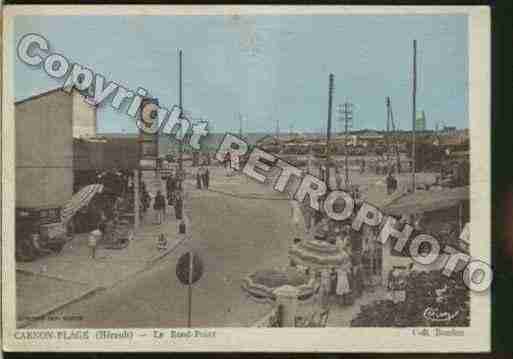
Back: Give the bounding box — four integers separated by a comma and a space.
386, 96, 401, 173
178, 49, 184, 172
326, 74, 334, 189
411, 40, 417, 192
338, 102, 353, 188
385, 97, 390, 160
238, 113, 243, 137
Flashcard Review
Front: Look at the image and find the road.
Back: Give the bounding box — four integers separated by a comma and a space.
29, 176, 293, 328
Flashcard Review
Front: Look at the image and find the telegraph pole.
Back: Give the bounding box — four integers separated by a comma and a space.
326, 74, 334, 189
239, 113, 243, 137
387, 96, 401, 173
411, 40, 417, 192
178, 49, 184, 172
385, 97, 390, 160
338, 102, 353, 188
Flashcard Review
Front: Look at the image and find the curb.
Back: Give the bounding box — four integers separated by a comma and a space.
17, 286, 105, 329
146, 234, 188, 267
15, 268, 92, 286
17, 190, 193, 328
146, 203, 191, 265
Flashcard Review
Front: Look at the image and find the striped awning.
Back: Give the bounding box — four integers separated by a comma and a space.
61, 184, 104, 224
289, 240, 345, 270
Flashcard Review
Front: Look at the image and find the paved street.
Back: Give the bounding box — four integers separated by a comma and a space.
28, 171, 293, 328
26, 166, 438, 328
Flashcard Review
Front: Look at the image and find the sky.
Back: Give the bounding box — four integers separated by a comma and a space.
14, 15, 468, 133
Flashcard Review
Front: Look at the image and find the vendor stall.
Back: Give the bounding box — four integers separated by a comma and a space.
381, 186, 470, 284
289, 239, 346, 271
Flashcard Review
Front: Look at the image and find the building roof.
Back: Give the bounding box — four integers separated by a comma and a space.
384, 186, 469, 216
15, 86, 97, 107
14, 87, 65, 105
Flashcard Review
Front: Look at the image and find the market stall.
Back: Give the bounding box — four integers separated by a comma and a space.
288, 239, 346, 271
381, 186, 470, 282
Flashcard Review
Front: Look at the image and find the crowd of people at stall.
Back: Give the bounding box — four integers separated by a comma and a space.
288, 186, 465, 324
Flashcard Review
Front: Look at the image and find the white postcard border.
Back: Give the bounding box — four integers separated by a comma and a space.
2, 5, 491, 352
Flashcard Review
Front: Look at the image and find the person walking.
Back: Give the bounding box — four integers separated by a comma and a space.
231, 153, 240, 172
223, 151, 231, 174
166, 172, 176, 205
153, 190, 166, 225
360, 158, 366, 174
141, 186, 150, 215
335, 166, 343, 190
336, 238, 352, 305
196, 167, 203, 190
88, 229, 101, 259
289, 194, 303, 242
174, 190, 183, 220
386, 172, 397, 195
202, 166, 210, 189
318, 269, 332, 311
301, 202, 314, 235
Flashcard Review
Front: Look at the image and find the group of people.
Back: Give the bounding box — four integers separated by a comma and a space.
375, 157, 401, 175
137, 168, 185, 226
156, 169, 185, 225
289, 191, 383, 311
222, 151, 241, 175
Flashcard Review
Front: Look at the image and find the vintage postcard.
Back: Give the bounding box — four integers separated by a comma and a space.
2, 5, 490, 352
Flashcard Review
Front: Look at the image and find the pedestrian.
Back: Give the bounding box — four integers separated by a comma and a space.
301, 202, 314, 234
223, 151, 231, 173
231, 153, 240, 172
351, 254, 364, 298
386, 172, 397, 195
153, 190, 166, 225
319, 165, 326, 182
157, 233, 168, 251
335, 240, 352, 305
174, 190, 183, 220
202, 166, 210, 189
387, 266, 407, 304
360, 158, 366, 174
335, 167, 343, 190
290, 193, 302, 242
141, 187, 150, 214
88, 229, 101, 259
318, 269, 331, 311
196, 167, 203, 190
166, 173, 176, 205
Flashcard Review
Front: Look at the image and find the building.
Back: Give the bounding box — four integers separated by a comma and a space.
415, 111, 427, 131
72, 92, 98, 138
15, 88, 96, 208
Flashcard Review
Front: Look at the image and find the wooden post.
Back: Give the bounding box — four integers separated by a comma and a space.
411, 40, 417, 192
326, 74, 334, 189
188, 251, 193, 328
178, 49, 184, 172
134, 169, 140, 230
